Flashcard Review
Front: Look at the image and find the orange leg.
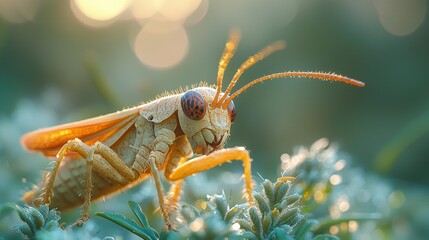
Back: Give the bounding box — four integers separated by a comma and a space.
167, 147, 255, 204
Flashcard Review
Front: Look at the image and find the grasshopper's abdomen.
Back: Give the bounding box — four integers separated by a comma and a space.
24, 159, 123, 210
22, 125, 152, 210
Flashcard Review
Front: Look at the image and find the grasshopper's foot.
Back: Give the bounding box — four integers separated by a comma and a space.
74, 215, 90, 227
163, 220, 175, 232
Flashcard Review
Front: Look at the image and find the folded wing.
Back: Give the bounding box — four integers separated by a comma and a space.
21, 107, 141, 157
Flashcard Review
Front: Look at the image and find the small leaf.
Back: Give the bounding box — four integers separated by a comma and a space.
16, 206, 36, 234
225, 205, 240, 222
44, 220, 60, 231
277, 207, 299, 226
285, 193, 300, 206
128, 201, 149, 227
287, 214, 303, 227
249, 207, 263, 239
96, 212, 156, 240
214, 195, 228, 218
262, 180, 275, 207
38, 205, 49, 219
275, 181, 289, 203
254, 193, 270, 214
235, 219, 253, 232
262, 213, 272, 236
30, 207, 45, 229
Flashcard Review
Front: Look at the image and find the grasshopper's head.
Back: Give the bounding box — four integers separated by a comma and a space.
179, 31, 364, 155
178, 87, 235, 155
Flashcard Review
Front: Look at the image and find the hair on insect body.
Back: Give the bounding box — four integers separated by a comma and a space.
21, 30, 364, 228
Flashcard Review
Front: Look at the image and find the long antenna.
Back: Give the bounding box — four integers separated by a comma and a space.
211, 31, 241, 107
217, 41, 286, 107
222, 71, 365, 108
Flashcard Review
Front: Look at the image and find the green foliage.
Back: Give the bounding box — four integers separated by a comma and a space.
12, 204, 63, 239
236, 179, 303, 240
172, 195, 242, 239
96, 201, 159, 240
95, 179, 340, 240
4, 139, 389, 239
98, 196, 242, 240
282, 139, 383, 239
7, 204, 108, 240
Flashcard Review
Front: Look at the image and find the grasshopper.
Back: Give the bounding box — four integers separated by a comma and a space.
21, 31, 364, 228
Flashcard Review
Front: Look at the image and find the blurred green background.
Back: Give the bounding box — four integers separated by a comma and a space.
0, 0, 428, 238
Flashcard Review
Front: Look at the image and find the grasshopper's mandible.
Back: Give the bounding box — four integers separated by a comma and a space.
21, 31, 364, 228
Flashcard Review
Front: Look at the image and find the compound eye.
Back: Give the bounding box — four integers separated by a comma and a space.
227, 100, 236, 123
181, 90, 207, 120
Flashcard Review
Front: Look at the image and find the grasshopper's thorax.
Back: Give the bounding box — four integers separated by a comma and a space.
177, 87, 236, 155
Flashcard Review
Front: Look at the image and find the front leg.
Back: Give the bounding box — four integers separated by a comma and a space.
146, 128, 175, 229
133, 116, 177, 229
167, 147, 255, 204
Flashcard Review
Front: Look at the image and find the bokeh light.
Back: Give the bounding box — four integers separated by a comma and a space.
348, 221, 359, 232
330, 225, 339, 234
157, 0, 201, 21
334, 160, 346, 171
329, 174, 342, 185
185, 0, 208, 25
373, 0, 427, 36
132, 0, 164, 19
189, 217, 204, 232
134, 23, 189, 69
73, 0, 130, 21
70, 0, 127, 27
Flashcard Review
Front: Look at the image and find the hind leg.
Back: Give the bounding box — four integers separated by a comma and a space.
44, 138, 136, 226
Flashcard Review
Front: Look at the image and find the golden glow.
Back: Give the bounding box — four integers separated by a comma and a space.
132, 0, 163, 19
189, 218, 204, 232
71, 0, 116, 27
73, 0, 131, 21
199, 200, 207, 210
134, 23, 189, 69
340, 222, 348, 231
329, 226, 339, 234
158, 0, 201, 21
334, 159, 346, 171
338, 199, 350, 212
329, 174, 342, 185
348, 220, 359, 232
374, 0, 427, 36
314, 190, 325, 203
186, 0, 209, 25
231, 223, 240, 231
